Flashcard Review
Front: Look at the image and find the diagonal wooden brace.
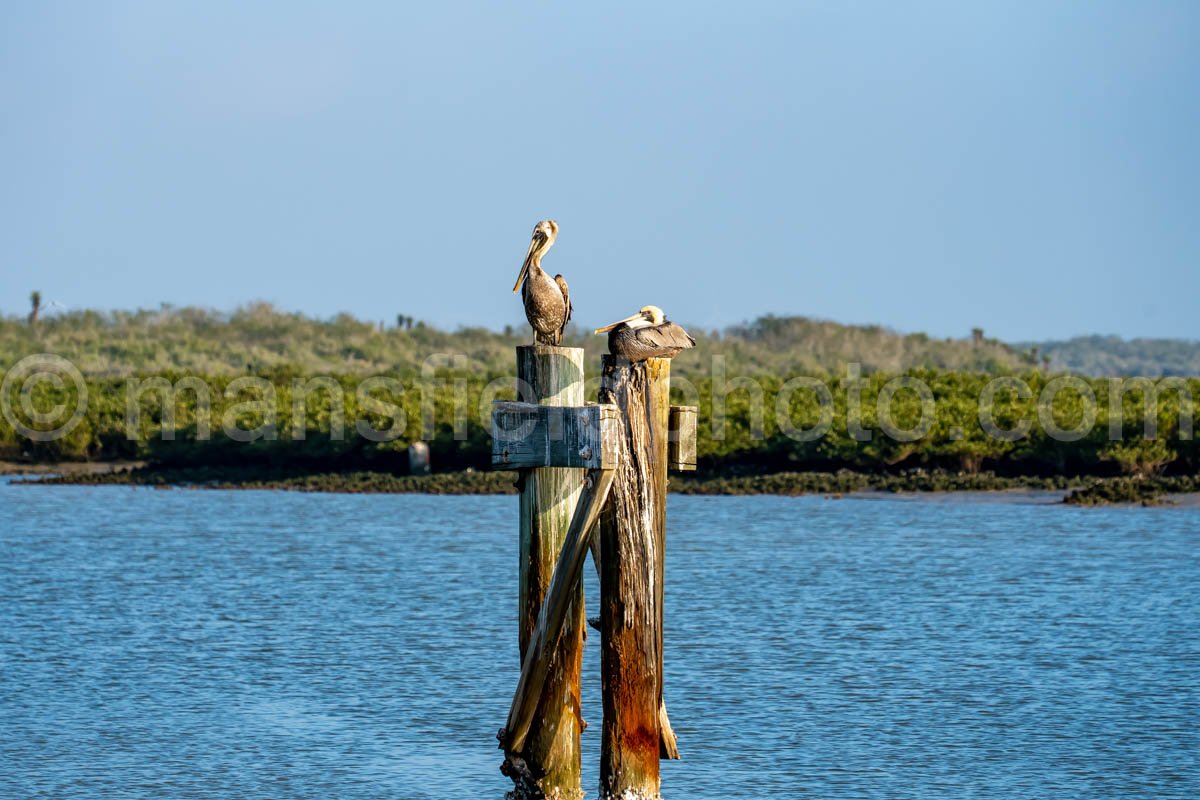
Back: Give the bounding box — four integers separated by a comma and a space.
502, 467, 617, 755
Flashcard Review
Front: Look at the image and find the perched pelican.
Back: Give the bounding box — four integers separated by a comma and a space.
594, 305, 696, 362
512, 220, 571, 345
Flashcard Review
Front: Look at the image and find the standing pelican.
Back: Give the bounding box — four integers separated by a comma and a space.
594, 305, 696, 362
512, 220, 571, 345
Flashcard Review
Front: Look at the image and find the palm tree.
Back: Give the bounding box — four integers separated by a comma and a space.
28, 291, 42, 326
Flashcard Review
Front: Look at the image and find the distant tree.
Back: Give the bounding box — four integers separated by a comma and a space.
28, 291, 42, 326
503, 324, 514, 337
971, 327, 984, 348
1100, 439, 1175, 478
406, 317, 414, 330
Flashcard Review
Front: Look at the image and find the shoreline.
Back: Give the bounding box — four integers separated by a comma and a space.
6, 464, 1199, 506
0, 460, 147, 476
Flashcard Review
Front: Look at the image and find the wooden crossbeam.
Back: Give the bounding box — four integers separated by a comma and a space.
492, 401, 620, 469
502, 467, 617, 755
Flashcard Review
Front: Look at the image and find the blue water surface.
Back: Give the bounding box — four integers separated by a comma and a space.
1, 479, 1197, 799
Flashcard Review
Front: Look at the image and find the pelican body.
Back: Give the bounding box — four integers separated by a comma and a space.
595, 305, 696, 362
512, 220, 571, 345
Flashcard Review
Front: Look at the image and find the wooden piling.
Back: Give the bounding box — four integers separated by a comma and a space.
647, 371, 674, 766
510, 345, 586, 799
597, 356, 671, 799
667, 405, 698, 472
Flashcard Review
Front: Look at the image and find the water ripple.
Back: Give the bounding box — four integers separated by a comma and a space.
1, 482, 1196, 798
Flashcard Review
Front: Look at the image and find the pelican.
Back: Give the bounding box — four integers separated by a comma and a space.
594, 305, 696, 362
512, 220, 571, 345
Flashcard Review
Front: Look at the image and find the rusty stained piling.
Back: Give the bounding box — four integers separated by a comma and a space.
597, 355, 672, 800
509, 345, 586, 799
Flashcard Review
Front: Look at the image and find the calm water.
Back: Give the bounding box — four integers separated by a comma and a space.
1, 479, 1197, 799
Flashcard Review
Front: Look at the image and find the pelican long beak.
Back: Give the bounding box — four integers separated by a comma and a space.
594, 313, 643, 334
512, 239, 538, 293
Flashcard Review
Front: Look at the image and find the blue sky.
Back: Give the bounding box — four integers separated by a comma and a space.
2, 1, 1197, 341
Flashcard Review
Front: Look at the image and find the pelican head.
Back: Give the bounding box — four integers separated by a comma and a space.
594, 305, 665, 334
512, 219, 559, 293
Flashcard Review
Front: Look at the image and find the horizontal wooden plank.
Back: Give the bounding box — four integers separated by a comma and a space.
668, 405, 697, 472
492, 401, 621, 469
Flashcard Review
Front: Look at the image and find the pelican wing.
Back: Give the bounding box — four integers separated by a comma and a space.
553, 274, 572, 343
650, 321, 695, 351
554, 274, 571, 326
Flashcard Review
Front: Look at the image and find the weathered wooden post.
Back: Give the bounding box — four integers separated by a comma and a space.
597, 356, 672, 799
492, 348, 697, 800
509, 345, 586, 798
494, 401, 619, 768
657, 404, 695, 761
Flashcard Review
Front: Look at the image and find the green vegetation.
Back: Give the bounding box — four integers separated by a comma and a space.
3, 365, 1196, 477
6, 304, 1199, 377
1, 304, 1046, 378
1021, 335, 1200, 377
3, 305, 1198, 504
